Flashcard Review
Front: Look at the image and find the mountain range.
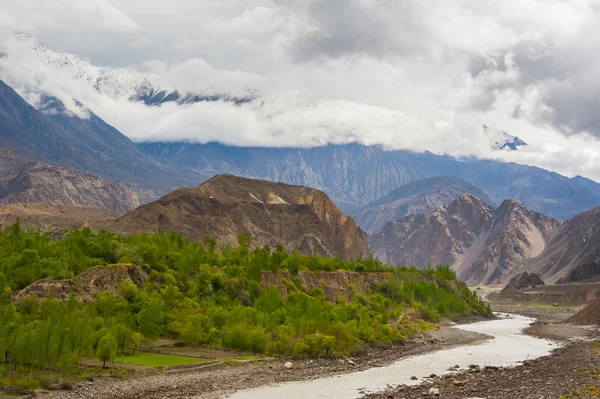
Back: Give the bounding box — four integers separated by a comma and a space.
369, 194, 562, 285
352, 176, 494, 234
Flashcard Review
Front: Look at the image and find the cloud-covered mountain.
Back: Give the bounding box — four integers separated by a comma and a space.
0, 79, 207, 200
10, 32, 256, 106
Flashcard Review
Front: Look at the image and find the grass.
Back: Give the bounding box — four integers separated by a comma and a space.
114, 353, 210, 367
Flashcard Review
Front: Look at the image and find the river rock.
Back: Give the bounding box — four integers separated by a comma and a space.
428, 387, 440, 396
284, 362, 293, 369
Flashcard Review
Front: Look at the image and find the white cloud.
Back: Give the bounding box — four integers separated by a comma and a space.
2, 0, 600, 182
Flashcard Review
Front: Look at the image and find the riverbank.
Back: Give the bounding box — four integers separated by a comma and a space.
364, 332, 600, 399
35, 326, 489, 399
363, 305, 600, 399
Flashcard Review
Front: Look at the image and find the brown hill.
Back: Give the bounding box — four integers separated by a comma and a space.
524, 206, 600, 283
369, 194, 561, 285
0, 162, 139, 211
353, 176, 494, 234
102, 175, 369, 260
0, 203, 121, 230
566, 298, 600, 325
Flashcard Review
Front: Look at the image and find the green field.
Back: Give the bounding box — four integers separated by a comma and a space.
115, 353, 210, 366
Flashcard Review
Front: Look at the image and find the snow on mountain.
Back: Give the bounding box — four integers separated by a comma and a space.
484, 125, 527, 151
9, 32, 256, 106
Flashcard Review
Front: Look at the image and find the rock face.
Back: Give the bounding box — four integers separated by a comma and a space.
103, 175, 369, 261
0, 162, 140, 211
501, 272, 545, 292
13, 265, 147, 303
524, 206, 600, 283
0, 147, 21, 170
353, 176, 493, 234
557, 262, 600, 284
369, 194, 561, 285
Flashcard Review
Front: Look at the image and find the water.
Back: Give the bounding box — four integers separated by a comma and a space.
227, 314, 556, 399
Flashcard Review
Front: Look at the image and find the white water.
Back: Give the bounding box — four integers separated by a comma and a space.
227, 314, 557, 399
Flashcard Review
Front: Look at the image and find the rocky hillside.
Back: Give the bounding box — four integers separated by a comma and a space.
353, 176, 493, 233
0, 162, 140, 211
0, 147, 21, 170
524, 206, 600, 283
102, 175, 369, 260
369, 194, 561, 285
501, 272, 545, 292
556, 262, 600, 284
13, 265, 147, 304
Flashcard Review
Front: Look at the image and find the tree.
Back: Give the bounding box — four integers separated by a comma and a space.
97, 335, 117, 368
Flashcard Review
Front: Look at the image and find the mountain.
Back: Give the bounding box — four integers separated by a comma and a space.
524, 205, 600, 283
11, 32, 255, 106
353, 176, 494, 234
0, 79, 207, 200
0, 203, 122, 230
0, 147, 21, 170
369, 194, 562, 285
0, 162, 139, 211
484, 125, 527, 151
137, 141, 600, 220
101, 175, 369, 260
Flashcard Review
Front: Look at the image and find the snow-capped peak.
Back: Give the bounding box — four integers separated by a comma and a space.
6, 31, 257, 106
484, 125, 527, 151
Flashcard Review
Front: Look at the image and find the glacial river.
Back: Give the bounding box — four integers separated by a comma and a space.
227, 314, 557, 399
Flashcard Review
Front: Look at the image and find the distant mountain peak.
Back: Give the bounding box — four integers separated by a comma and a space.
6, 31, 257, 107
483, 125, 527, 151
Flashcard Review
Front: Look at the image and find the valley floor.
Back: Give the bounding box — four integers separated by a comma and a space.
33, 327, 489, 399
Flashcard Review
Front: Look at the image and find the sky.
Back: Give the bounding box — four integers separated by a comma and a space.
1, 0, 600, 181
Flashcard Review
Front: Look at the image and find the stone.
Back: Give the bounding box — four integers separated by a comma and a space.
284, 362, 293, 369
411, 376, 419, 380
428, 387, 440, 396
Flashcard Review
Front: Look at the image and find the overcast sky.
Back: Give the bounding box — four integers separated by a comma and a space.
1, 0, 600, 181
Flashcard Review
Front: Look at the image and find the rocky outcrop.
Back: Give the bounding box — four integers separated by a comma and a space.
501, 272, 545, 292
261, 270, 390, 302
102, 175, 369, 260
566, 298, 600, 325
369, 194, 561, 285
13, 264, 147, 303
353, 176, 493, 234
0, 162, 139, 211
557, 262, 600, 284
0, 146, 21, 170
524, 206, 600, 283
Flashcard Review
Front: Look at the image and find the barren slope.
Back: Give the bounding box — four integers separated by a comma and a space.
102, 175, 369, 260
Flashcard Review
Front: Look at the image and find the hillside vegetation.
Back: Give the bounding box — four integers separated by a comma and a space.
0, 221, 490, 389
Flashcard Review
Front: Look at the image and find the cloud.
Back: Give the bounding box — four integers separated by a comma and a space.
2, 0, 600, 183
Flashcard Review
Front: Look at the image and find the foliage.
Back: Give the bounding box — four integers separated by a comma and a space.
0, 221, 490, 386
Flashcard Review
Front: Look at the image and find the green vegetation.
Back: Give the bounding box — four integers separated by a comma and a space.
0, 221, 490, 390
114, 353, 208, 367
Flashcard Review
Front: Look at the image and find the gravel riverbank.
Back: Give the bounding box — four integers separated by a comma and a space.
36, 327, 489, 399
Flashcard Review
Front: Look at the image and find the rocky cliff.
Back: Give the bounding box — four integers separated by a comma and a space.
369, 194, 561, 285
524, 206, 600, 283
102, 175, 369, 260
0, 162, 140, 211
353, 176, 493, 233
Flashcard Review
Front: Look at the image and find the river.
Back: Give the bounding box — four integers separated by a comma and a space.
227, 313, 557, 399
